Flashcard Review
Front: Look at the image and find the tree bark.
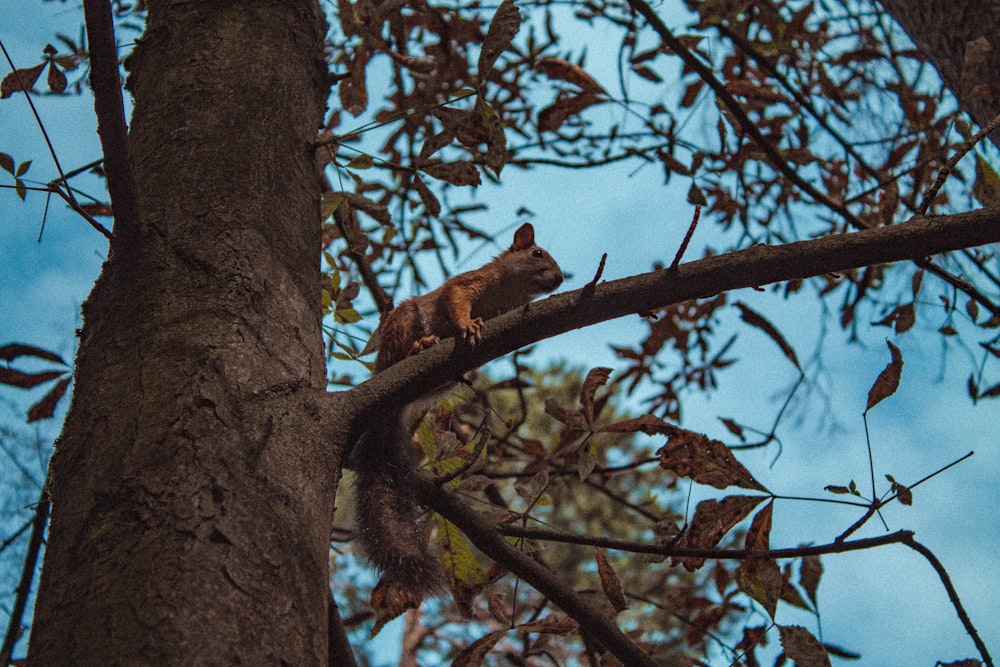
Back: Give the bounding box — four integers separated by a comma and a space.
28, 2, 332, 665
880, 0, 1000, 145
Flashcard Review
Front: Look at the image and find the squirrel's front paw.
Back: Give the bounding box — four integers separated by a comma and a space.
460, 318, 484, 346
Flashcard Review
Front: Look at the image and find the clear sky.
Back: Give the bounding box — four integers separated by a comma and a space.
1, 2, 997, 665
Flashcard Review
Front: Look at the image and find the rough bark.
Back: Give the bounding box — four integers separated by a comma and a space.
880, 0, 1000, 145
28, 2, 332, 665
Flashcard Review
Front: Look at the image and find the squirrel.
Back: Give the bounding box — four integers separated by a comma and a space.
352, 222, 563, 605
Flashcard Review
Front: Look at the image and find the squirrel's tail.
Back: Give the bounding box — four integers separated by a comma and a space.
351, 416, 446, 600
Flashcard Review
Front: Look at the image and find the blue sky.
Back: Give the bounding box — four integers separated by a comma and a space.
2, 2, 998, 665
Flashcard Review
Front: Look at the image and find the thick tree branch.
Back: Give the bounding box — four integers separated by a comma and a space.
410, 473, 659, 667
83, 0, 139, 235
328, 206, 1000, 438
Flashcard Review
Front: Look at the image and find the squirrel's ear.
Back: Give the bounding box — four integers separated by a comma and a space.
512, 223, 535, 250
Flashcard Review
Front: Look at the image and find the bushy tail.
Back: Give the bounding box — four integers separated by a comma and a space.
351, 416, 445, 600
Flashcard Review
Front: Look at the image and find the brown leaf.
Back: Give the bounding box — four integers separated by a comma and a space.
479, 97, 509, 176
412, 175, 441, 218
477, 0, 522, 79
518, 613, 578, 635
580, 367, 611, 429
28, 377, 71, 422
452, 629, 506, 667
737, 555, 782, 620
0, 343, 65, 364
594, 548, 628, 612
46, 61, 67, 94
79, 203, 114, 217
674, 495, 767, 570
536, 57, 607, 94
429, 106, 489, 148
865, 340, 903, 412
799, 556, 823, 606
598, 413, 675, 436
544, 397, 587, 430
0, 368, 66, 389
487, 593, 512, 624
420, 160, 481, 186
656, 429, 767, 492
778, 625, 832, 667
538, 92, 604, 133
735, 301, 800, 370
1, 64, 45, 98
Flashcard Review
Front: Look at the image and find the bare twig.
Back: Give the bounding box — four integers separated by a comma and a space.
83, 0, 139, 234
0, 39, 113, 240
669, 204, 700, 270
920, 111, 1000, 215
0, 492, 50, 666
902, 536, 993, 667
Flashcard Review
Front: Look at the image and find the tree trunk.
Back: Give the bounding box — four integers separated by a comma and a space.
28, 2, 333, 665
880, 0, 1000, 145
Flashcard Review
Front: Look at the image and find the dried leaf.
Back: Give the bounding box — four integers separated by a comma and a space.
595, 548, 628, 612
411, 174, 441, 218
799, 556, 823, 606
518, 613, 578, 634
478, 0, 522, 79
536, 57, 606, 94
674, 495, 766, 570
736, 502, 780, 618
452, 629, 506, 667
538, 92, 603, 133
0, 343, 65, 364
0, 368, 65, 389
420, 160, 481, 186
79, 203, 114, 217
0, 153, 14, 175
778, 625, 832, 667
735, 301, 800, 370
429, 106, 489, 148
865, 340, 903, 412
598, 413, 675, 436
487, 593, 512, 624
656, 430, 767, 492
46, 61, 67, 94
28, 377, 71, 422
1, 63, 45, 98
580, 367, 611, 429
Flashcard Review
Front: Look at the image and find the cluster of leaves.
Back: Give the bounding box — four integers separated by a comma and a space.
0, 344, 72, 422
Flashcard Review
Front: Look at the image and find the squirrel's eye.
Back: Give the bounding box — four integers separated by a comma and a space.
532, 249, 544, 258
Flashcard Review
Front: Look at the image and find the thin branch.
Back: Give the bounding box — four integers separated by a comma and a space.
902, 535, 993, 667
411, 472, 659, 667
669, 205, 700, 270
0, 493, 50, 666
83, 0, 139, 234
919, 110, 1000, 215
496, 524, 912, 560
0, 40, 113, 241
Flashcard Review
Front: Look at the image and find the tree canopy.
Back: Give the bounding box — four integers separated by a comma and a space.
1, 0, 998, 665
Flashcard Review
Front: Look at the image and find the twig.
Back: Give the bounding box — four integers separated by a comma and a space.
497, 524, 912, 560
412, 472, 659, 667
0, 40, 112, 241
919, 110, 1000, 215
670, 205, 701, 270
83, 0, 139, 234
0, 493, 50, 666
902, 535, 993, 667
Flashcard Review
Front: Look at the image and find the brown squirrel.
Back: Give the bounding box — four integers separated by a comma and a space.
352, 223, 563, 604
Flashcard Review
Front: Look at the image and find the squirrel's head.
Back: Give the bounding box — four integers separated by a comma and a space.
509, 223, 564, 296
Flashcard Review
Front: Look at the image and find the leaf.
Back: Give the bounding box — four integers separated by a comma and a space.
632, 64, 662, 83
46, 61, 67, 94
599, 413, 674, 435
518, 613, 578, 634
537, 92, 604, 133
865, 340, 903, 412
28, 376, 72, 422
412, 175, 441, 218
420, 160, 481, 186
595, 548, 628, 612
580, 367, 611, 429
477, 0, 521, 79
0, 343, 65, 364
778, 625, 832, 667
735, 301, 800, 370
0, 368, 66, 389
0, 153, 14, 174
536, 57, 606, 94
345, 153, 374, 169
15, 160, 31, 177
736, 502, 781, 618
674, 495, 767, 570
79, 203, 114, 217
487, 593, 512, 624
799, 556, 823, 606
656, 429, 768, 492
1, 63, 45, 98
452, 629, 506, 667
